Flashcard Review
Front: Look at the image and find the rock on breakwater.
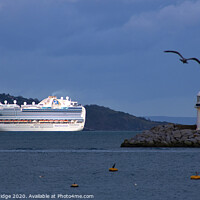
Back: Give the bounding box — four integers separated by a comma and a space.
121, 124, 200, 147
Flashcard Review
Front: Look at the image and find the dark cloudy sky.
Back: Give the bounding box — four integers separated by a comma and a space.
0, 0, 200, 117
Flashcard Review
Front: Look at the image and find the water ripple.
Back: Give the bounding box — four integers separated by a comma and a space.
0, 148, 200, 153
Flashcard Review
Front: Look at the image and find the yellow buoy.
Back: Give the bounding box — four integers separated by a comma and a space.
109, 163, 118, 172
191, 175, 200, 180
71, 183, 79, 187
109, 167, 118, 172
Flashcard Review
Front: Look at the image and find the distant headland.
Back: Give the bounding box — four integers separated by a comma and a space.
121, 91, 200, 147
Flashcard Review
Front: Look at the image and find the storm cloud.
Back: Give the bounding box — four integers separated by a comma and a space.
0, 0, 200, 117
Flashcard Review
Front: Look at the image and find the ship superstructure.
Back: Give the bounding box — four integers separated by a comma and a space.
0, 96, 86, 131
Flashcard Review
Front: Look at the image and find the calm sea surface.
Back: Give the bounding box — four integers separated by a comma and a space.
0, 131, 200, 200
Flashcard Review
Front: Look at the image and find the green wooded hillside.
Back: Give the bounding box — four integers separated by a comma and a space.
84, 105, 165, 131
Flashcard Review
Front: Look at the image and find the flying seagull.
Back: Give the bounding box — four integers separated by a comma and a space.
164, 50, 200, 64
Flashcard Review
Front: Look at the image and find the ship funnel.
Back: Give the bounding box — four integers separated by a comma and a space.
61, 97, 63, 100
4, 100, 7, 104
32, 102, 35, 105
24, 102, 27, 105
13, 100, 17, 104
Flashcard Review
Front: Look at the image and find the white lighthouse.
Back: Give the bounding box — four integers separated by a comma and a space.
196, 91, 200, 130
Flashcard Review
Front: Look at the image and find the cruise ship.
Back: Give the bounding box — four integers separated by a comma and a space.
0, 96, 86, 131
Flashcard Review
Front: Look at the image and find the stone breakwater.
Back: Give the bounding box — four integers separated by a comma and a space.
121, 124, 200, 147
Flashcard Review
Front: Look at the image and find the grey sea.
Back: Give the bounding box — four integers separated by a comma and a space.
0, 131, 199, 200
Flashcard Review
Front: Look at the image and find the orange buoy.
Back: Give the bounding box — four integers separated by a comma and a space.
191, 175, 200, 180
191, 172, 200, 179
109, 168, 118, 172
109, 163, 118, 172
71, 183, 79, 187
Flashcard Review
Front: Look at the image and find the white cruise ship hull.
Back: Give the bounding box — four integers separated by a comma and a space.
0, 122, 84, 132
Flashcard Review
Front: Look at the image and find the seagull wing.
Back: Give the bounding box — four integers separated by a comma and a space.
186, 58, 200, 64
164, 50, 184, 59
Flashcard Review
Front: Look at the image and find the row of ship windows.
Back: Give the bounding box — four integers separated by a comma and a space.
0, 120, 83, 123
22, 109, 82, 112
